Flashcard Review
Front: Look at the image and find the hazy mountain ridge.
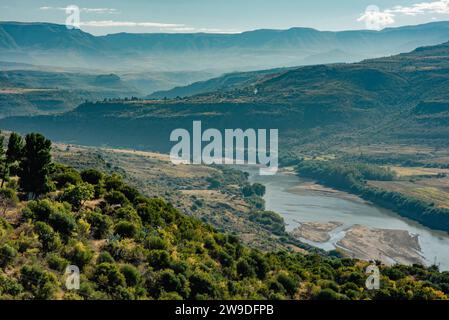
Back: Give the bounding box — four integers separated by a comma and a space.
3, 21, 449, 72
4, 40, 449, 151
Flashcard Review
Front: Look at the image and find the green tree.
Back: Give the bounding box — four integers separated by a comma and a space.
1, 133, 24, 188
18, 133, 53, 199
6, 133, 24, 164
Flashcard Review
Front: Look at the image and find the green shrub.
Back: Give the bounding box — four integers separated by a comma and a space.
65, 241, 93, 269
60, 183, 94, 210
0, 244, 17, 268
20, 264, 58, 299
121, 264, 141, 287
147, 250, 172, 270
97, 251, 115, 264
46, 253, 69, 272
52, 165, 82, 189
34, 222, 61, 251
105, 191, 129, 206
114, 221, 138, 238
86, 211, 112, 239
93, 263, 126, 293
80, 169, 104, 185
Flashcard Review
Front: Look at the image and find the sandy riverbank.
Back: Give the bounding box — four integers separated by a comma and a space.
291, 221, 343, 243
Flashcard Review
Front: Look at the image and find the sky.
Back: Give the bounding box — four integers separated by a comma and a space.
1, 0, 449, 35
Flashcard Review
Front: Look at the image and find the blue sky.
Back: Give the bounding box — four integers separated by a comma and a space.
1, 0, 449, 34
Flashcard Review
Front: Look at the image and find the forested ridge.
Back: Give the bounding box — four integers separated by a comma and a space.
296, 160, 449, 233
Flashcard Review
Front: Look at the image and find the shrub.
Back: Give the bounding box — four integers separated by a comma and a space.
0, 188, 19, 216
86, 211, 112, 239
60, 183, 94, 210
147, 250, 172, 270
104, 174, 124, 191
97, 251, 115, 264
66, 241, 93, 269
48, 210, 76, 238
80, 169, 104, 185
46, 253, 69, 272
189, 272, 218, 299
114, 221, 138, 238
34, 222, 61, 251
20, 264, 58, 299
104, 191, 129, 206
277, 273, 298, 296
0, 244, 17, 268
52, 165, 82, 189
92, 263, 126, 293
121, 264, 141, 287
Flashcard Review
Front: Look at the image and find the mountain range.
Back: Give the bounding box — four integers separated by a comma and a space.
3, 39, 449, 153
3, 21, 449, 73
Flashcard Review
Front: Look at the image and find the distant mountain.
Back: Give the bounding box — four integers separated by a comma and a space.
4, 41, 449, 151
3, 21, 449, 73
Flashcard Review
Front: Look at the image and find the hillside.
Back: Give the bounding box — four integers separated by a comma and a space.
3, 21, 449, 72
0, 131, 448, 300
4, 40, 449, 152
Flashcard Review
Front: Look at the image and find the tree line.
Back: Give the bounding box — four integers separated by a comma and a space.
296, 160, 449, 233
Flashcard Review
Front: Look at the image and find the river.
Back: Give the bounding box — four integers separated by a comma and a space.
245, 167, 449, 270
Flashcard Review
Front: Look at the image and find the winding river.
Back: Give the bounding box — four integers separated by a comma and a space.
245, 167, 449, 271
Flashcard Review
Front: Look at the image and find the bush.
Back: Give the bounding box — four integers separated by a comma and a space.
249, 211, 285, 235
52, 165, 82, 189
104, 191, 129, 206
114, 221, 138, 238
60, 183, 94, 210
93, 263, 126, 293
147, 250, 172, 270
104, 174, 124, 191
34, 222, 61, 252
0, 244, 17, 268
20, 264, 58, 299
121, 264, 141, 287
48, 210, 76, 238
189, 272, 218, 299
97, 251, 115, 264
80, 169, 104, 185
86, 211, 112, 239
46, 253, 69, 272
313, 288, 342, 300
0, 188, 19, 215
277, 273, 298, 296
66, 241, 93, 269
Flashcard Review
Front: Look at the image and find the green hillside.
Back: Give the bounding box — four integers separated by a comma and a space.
0, 131, 448, 300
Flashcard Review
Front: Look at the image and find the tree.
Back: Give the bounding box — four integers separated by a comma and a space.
60, 183, 94, 210
18, 133, 53, 199
6, 133, 24, 164
0, 133, 24, 188
0, 134, 6, 188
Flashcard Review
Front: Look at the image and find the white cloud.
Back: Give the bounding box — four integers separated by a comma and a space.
78, 21, 239, 33
358, 1, 449, 30
79, 20, 185, 28
39, 6, 119, 14
386, 0, 449, 16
